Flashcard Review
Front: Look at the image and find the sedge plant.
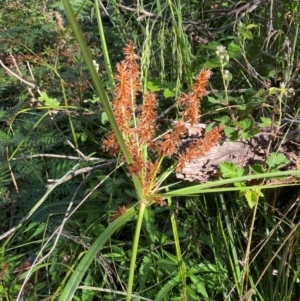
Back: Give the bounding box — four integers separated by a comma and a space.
58, 1, 300, 300
101, 41, 221, 301
60, 3, 222, 299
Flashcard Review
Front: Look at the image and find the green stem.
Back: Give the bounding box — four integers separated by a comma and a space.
217, 194, 241, 295
61, 79, 78, 149
240, 197, 258, 297
126, 202, 146, 301
167, 196, 187, 300
94, 0, 115, 91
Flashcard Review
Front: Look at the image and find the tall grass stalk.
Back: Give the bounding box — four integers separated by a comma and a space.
167, 196, 187, 300
166, 0, 192, 88
61, 1, 146, 300
239, 196, 259, 298
217, 195, 241, 295
126, 203, 146, 301
61, 0, 143, 196
93, 0, 115, 91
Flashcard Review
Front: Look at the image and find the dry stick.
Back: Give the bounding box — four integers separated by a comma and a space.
12, 153, 104, 161
26, 61, 42, 96
0, 60, 37, 89
15, 163, 124, 301
10, 53, 22, 78
46, 160, 116, 189
52, 119, 86, 159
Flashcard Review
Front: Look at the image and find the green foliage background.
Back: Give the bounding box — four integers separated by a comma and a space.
0, 0, 300, 300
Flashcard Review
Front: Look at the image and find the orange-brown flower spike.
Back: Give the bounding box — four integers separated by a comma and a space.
127, 141, 144, 176
137, 92, 157, 145
109, 205, 127, 223
177, 69, 212, 125
192, 69, 212, 99
102, 40, 141, 156
102, 131, 120, 156
158, 122, 186, 158
142, 160, 160, 196
176, 125, 223, 172
123, 40, 141, 100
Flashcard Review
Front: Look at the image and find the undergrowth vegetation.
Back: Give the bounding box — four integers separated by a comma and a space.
0, 0, 300, 300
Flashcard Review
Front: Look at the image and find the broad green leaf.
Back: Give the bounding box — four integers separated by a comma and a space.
164, 88, 176, 98
38, 91, 60, 106
243, 30, 253, 40
206, 122, 218, 132
246, 24, 259, 30
244, 189, 263, 208
80, 133, 88, 142
101, 111, 108, 124
240, 128, 259, 139
155, 273, 181, 301
236, 167, 245, 177
249, 164, 265, 174
200, 42, 220, 50
238, 104, 247, 110
214, 115, 231, 126
147, 80, 161, 92
245, 97, 265, 108
267, 153, 290, 170
259, 117, 272, 127
225, 71, 233, 81
203, 58, 222, 68
268, 69, 276, 77
207, 96, 221, 104
224, 127, 239, 141
227, 42, 241, 58
240, 118, 254, 131
189, 274, 208, 298
220, 162, 238, 178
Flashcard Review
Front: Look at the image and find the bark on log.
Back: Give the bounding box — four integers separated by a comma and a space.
175, 123, 299, 183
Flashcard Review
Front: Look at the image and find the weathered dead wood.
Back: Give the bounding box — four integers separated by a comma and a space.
176, 123, 300, 183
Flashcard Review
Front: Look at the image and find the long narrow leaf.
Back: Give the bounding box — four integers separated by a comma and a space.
58, 207, 136, 301
156, 170, 300, 197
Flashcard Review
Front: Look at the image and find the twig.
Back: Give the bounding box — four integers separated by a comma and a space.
26, 61, 42, 96
46, 160, 117, 189
52, 121, 87, 159
12, 153, 105, 161
0, 60, 38, 89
